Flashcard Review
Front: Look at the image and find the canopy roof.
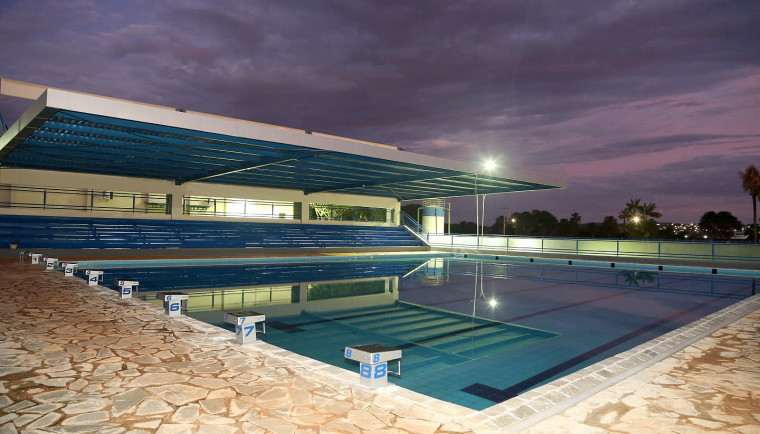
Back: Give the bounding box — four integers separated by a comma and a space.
0, 78, 564, 200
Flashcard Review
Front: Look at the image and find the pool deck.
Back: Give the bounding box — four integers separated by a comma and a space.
0, 254, 758, 433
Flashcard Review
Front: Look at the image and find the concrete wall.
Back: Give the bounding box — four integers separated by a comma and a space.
0, 168, 400, 226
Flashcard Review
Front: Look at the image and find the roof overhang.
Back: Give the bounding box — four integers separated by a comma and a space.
0, 78, 565, 200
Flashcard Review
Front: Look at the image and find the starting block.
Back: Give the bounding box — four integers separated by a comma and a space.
157, 292, 188, 316
224, 311, 266, 344
344, 344, 402, 389
63, 262, 78, 277
85, 270, 104, 286
115, 279, 139, 299
30, 253, 43, 265
44, 257, 58, 271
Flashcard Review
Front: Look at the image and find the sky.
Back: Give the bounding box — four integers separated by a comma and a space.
1, 0, 758, 224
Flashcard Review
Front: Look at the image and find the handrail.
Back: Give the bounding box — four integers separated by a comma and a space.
401, 211, 429, 243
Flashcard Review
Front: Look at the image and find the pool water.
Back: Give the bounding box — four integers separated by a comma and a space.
95, 257, 756, 410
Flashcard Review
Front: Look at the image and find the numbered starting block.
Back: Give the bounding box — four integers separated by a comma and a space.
30, 253, 43, 265
224, 311, 266, 344
344, 344, 402, 389
115, 280, 139, 299
85, 270, 104, 286
44, 257, 58, 271
157, 292, 188, 317
62, 262, 78, 277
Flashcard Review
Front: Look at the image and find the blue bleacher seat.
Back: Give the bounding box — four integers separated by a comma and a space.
0, 215, 424, 249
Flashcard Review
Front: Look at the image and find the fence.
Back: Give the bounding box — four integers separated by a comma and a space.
418, 232, 760, 263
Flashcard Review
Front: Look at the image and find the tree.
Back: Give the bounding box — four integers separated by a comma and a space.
512, 210, 559, 236
599, 216, 621, 238
449, 220, 477, 234
640, 202, 662, 222
619, 198, 642, 225
699, 211, 742, 240
739, 165, 760, 242
619, 199, 661, 238
490, 215, 516, 235
401, 203, 422, 220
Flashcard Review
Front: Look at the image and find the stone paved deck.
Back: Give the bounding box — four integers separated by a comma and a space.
1, 261, 758, 433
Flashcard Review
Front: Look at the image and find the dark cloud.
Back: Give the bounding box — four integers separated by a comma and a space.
1, 0, 758, 223
541, 134, 760, 163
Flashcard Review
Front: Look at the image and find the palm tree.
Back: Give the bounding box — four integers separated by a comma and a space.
739, 165, 760, 243
619, 198, 642, 225
640, 202, 662, 222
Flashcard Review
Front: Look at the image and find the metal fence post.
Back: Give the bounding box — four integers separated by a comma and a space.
658, 240, 661, 259
712, 241, 715, 262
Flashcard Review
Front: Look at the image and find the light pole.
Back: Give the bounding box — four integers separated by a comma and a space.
475, 159, 497, 249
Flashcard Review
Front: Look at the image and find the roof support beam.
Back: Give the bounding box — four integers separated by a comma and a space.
0, 78, 49, 101
174, 149, 329, 185
303, 172, 463, 197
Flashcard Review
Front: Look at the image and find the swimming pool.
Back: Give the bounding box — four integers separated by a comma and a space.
88, 256, 757, 410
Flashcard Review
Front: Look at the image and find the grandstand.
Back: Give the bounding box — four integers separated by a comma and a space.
0, 78, 563, 253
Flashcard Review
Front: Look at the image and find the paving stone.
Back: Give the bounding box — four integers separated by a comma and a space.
132, 418, 163, 429
61, 410, 111, 426
147, 384, 209, 406
207, 387, 236, 399
198, 398, 227, 414
18, 402, 64, 414
62, 398, 110, 414
197, 425, 240, 434
155, 424, 196, 434
3, 400, 34, 413
25, 412, 63, 430
171, 404, 200, 423
12, 413, 41, 427
109, 388, 147, 418
346, 409, 388, 430
247, 417, 298, 434
135, 398, 174, 416
321, 421, 361, 434
229, 398, 253, 417
126, 372, 190, 388
33, 389, 78, 403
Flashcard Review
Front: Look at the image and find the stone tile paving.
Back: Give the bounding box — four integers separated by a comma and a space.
1, 261, 759, 433
524, 307, 760, 433
0, 263, 487, 433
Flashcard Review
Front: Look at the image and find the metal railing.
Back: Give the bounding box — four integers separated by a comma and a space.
424, 233, 760, 263
401, 211, 430, 243
0, 184, 171, 214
